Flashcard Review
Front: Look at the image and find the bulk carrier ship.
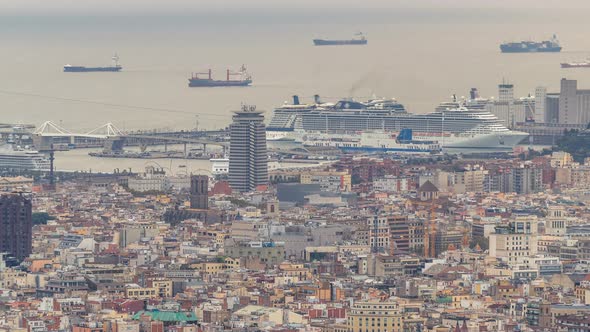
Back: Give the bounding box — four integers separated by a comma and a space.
313, 32, 367, 46
561, 59, 590, 68
188, 65, 252, 87
64, 54, 122, 72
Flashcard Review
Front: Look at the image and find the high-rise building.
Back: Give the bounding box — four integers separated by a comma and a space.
368, 215, 391, 253
559, 78, 578, 125
534, 86, 547, 123
228, 105, 268, 192
487, 82, 526, 128
388, 215, 410, 254
559, 78, 590, 125
0, 193, 32, 262
498, 83, 514, 102
513, 166, 543, 194
190, 175, 208, 209
546, 93, 560, 123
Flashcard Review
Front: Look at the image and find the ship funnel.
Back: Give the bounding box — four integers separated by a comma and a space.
398, 129, 413, 141
452, 94, 457, 102
313, 94, 321, 104
292, 95, 300, 105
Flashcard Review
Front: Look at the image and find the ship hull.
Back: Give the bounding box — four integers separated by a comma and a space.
561, 63, 590, 68
268, 129, 527, 151
302, 131, 440, 154
500, 46, 561, 53
428, 131, 529, 150
313, 39, 367, 46
188, 79, 252, 87
340, 147, 435, 153
64, 66, 122, 72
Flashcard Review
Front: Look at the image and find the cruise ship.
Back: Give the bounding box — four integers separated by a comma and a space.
266, 95, 529, 150
0, 144, 51, 171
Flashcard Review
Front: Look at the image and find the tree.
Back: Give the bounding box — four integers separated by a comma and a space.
32, 212, 55, 225
469, 236, 489, 251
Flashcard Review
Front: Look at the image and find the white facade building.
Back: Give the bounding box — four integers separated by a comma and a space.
489, 215, 539, 266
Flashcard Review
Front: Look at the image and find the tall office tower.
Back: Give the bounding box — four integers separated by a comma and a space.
559, 78, 578, 125
189, 175, 208, 209
228, 105, 268, 192
534, 86, 547, 123
546, 93, 560, 123
0, 193, 32, 262
498, 83, 514, 103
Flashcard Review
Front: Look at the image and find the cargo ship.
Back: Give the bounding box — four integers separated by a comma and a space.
313, 32, 367, 46
561, 59, 590, 68
188, 65, 252, 87
500, 35, 561, 53
64, 54, 122, 72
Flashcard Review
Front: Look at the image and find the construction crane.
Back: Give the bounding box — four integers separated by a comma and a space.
462, 221, 471, 249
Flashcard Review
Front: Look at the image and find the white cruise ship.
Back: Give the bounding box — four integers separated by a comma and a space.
0, 144, 50, 171
266, 95, 528, 150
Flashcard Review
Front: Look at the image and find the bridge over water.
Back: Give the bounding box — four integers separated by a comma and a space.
2, 121, 320, 158
30, 121, 228, 154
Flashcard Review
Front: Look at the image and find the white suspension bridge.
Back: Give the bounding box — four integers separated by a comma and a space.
30, 121, 228, 153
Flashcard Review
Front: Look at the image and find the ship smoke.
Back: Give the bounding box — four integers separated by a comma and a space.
348, 69, 382, 98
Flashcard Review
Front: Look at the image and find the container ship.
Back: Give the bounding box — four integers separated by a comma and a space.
561, 59, 590, 68
266, 95, 528, 151
313, 32, 367, 46
64, 54, 122, 72
500, 35, 561, 53
188, 65, 252, 87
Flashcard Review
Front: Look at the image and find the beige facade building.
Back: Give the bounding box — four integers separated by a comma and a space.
0, 176, 34, 190
453, 167, 487, 193
125, 285, 158, 300
550, 151, 574, 168
300, 170, 351, 192
545, 207, 569, 236
489, 215, 538, 265
347, 301, 404, 332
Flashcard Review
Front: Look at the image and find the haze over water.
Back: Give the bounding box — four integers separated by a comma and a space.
2, 5, 590, 132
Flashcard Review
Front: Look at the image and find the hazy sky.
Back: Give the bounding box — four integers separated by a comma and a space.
4, 0, 590, 15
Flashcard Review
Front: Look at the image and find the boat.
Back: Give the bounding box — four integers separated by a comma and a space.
500, 35, 561, 53
188, 65, 252, 87
64, 54, 122, 72
302, 129, 441, 154
0, 144, 50, 171
313, 32, 367, 46
266, 95, 529, 150
561, 59, 590, 68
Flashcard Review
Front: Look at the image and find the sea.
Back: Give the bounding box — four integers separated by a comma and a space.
1, 7, 590, 172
